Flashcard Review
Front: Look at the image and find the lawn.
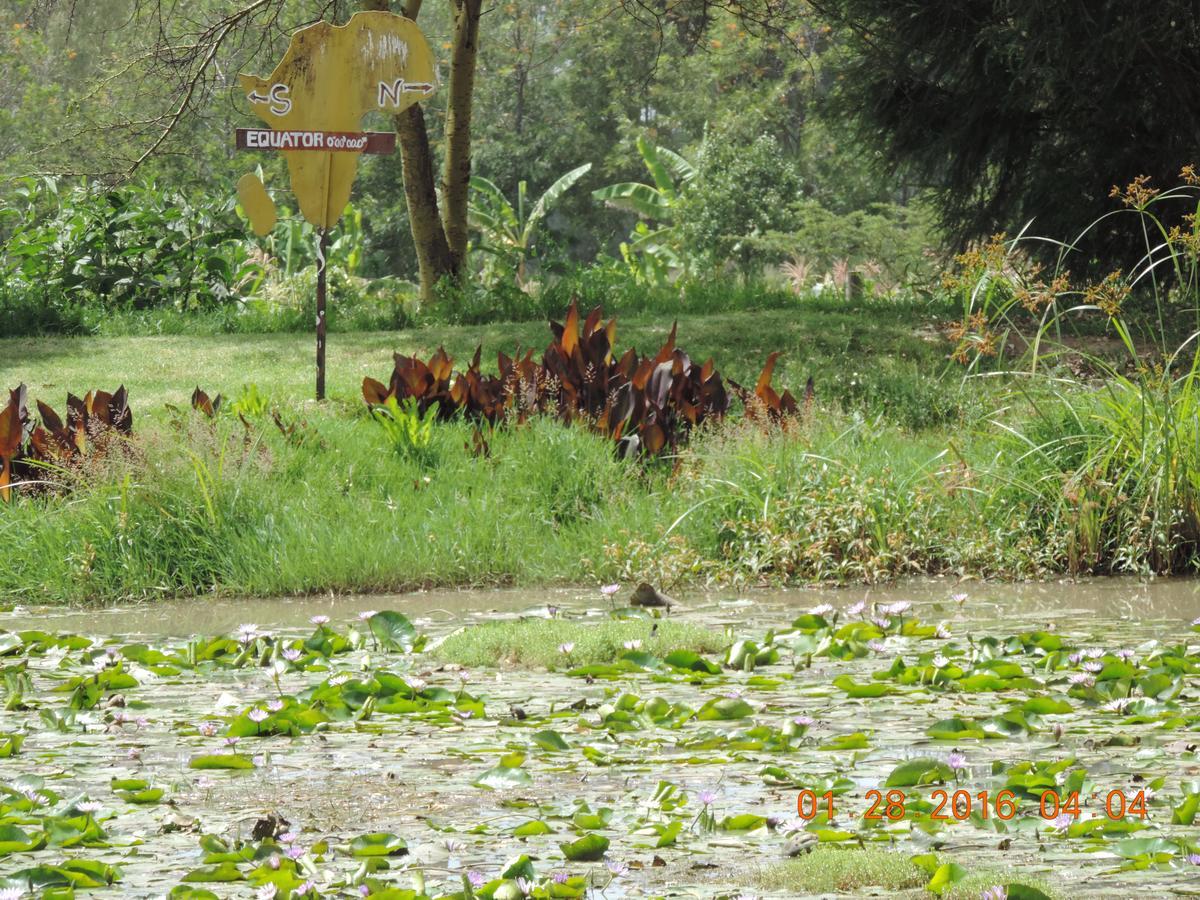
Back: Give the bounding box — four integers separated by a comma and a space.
0, 304, 960, 428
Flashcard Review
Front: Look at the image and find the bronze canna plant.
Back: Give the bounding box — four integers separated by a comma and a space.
362, 302, 805, 457
0, 384, 133, 501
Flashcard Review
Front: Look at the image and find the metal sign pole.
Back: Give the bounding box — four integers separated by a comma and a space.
316, 229, 329, 400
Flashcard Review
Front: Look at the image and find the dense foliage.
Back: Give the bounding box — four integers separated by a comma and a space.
820, 0, 1200, 267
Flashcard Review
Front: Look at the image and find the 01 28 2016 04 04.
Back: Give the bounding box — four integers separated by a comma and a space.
796, 788, 1148, 822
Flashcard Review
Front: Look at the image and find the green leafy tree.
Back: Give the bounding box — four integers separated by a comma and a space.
677, 129, 804, 273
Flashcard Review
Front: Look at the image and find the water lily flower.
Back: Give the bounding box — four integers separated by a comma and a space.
601, 584, 620, 595
1053, 814, 1073, 830
698, 789, 717, 806
359, 886, 370, 897
198, 721, 220, 737
127, 747, 142, 761
329, 673, 351, 686
1082, 661, 1103, 673
467, 871, 485, 889
793, 714, 815, 727
623, 639, 642, 650
778, 817, 806, 835
867, 640, 887, 653
295, 882, 317, 896
605, 860, 628, 877
547, 605, 559, 617
951, 592, 968, 604
872, 617, 892, 630
882, 600, 912, 616
1193, 616, 1200, 626
405, 676, 428, 694
552, 872, 570, 884
236, 623, 260, 644
1116, 648, 1135, 660
0, 888, 27, 900
558, 642, 575, 655
516, 876, 534, 895
847, 600, 866, 616
1069, 673, 1095, 687
980, 887, 1007, 900
267, 699, 285, 712
947, 751, 966, 771
224, 736, 240, 747
724, 689, 743, 700
444, 838, 464, 853
248, 708, 269, 723
1187, 853, 1200, 865
932, 654, 950, 668
810, 603, 834, 616
310, 615, 330, 626
76, 800, 102, 813
1084, 647, 1105, 659
358, 610, 378, 621
282, 648, 303, 662
286, 845, 305, 860
935, 623, 951, 639
195, 776, 214, 790
1068, 652, 1083, 664
267, 854, 281, 870
279, 831, 297, 844
257, 886, 278, 900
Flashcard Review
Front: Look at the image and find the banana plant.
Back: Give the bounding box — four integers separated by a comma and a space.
468, 163, 592, 286
593, 136, 697, 284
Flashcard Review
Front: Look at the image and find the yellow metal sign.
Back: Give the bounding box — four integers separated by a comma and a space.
236, 173, 277, 237
237, 10, 437, 229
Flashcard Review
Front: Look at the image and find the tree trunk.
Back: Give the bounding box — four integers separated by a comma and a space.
395, 102, 455, 299
441, 0, 482, 266
361, 0, 460, 302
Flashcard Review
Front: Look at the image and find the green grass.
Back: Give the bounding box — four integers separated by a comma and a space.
757, 848, 927, 893
433, 618, 726, 668
0, 398, 1067, 603
0, 305, 971, 430
757, 849, 1063, 898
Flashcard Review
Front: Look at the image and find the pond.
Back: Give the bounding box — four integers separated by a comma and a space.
1, 578, 1198, 898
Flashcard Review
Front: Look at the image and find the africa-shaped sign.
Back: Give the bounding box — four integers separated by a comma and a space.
236, 10, 437, 230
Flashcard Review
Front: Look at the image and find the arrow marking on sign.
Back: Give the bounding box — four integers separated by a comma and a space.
377, 78, 436, 107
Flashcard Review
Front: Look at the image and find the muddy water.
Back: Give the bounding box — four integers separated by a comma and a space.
2, 577, 1199, 899
8, 575, 1200, 637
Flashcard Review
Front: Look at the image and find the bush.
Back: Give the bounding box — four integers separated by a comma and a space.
677, 128, 805, 273
0, 178, 250, 328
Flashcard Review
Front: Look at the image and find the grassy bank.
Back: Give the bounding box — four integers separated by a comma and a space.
1, 399, 1064, 604
7, 297, 1200, 603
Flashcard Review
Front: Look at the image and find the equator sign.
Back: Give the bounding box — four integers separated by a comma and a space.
235, 128, 396, 153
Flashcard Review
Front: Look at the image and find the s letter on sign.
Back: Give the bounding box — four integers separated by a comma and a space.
237, 10, 436, 228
